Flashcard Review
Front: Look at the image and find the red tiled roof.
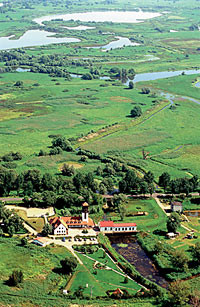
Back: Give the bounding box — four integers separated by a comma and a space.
99, 221, 136, 227
99, 221, 115, 227
50, 216, 94, 228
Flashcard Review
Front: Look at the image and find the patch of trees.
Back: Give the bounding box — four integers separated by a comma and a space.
1, 151, 22, 162
119, 169, 154, 195
159, 172, 199, 194
0, 203, 23, 236
109, 67, 135, 81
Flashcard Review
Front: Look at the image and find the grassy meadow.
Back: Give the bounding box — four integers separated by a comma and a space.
0, 0, 199, 179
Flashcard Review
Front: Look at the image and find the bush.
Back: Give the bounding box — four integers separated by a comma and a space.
8, 270, 24, 286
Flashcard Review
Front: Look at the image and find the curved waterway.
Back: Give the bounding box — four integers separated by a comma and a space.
124, 69, 200, 85
108, 234, 168, 288
70, 69, 200, 85
34, 10, 162, 26
0, 29, 80, 51
86, 36, 140, 50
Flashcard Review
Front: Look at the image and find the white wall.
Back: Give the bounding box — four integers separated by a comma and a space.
100, 226, 137, 232
54, 224, 67, 235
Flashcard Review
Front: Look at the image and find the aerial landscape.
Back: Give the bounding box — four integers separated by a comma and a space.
0, 0, 200, 306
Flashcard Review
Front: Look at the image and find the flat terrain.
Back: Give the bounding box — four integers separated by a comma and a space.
0, 0, 199, 180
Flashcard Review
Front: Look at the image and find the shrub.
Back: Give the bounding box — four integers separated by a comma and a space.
8, 270, 24, 286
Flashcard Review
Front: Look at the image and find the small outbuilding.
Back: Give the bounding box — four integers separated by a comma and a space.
171, 201, 183, 212
166, 232, 176, 239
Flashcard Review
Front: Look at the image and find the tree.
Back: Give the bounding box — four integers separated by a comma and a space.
139, 180, 149, 196
74, 285, 84, 298
118, 203, 127, 221
159, 172, 171, 191
130, 106, 142, 118
60, 256, 77, 274
190, 242, 200, 266
167, 212, 181, 233
128, 81, 134, 89
61, 164, 75, 176
14, 81, 23, 87
8, 270, 24, 286
81, 73, 93, 80
52, 136, 73, 152
42, 191, 57, 207
141, 87, 150, 94
144, 171, 154, 184
42, 223, 52, 236
21, 237, 28, 246
153, 241, 164, 255
171, 249, 189, 271
124, 276, 128, 283
168, 281, 190, 306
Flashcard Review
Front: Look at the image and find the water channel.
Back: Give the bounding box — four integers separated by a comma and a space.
108, 234, 168, 288
70, 69, 200, 85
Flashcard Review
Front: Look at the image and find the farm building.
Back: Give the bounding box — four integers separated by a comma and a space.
99, 221, 137, 233
171, 201, 183, 212
49, 202, 94, 235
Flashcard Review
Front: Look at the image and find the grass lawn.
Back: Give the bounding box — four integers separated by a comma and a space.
0, 238, 73, 305
106, 198, 167, 232
70, 249, 142, 297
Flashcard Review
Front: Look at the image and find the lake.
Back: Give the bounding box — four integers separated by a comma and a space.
0, 29, 80, 51
34, 10, 162, 26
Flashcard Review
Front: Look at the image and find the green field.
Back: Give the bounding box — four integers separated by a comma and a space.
70, 248, 141, 296
0, 0, 199, 179
106, 198, 167, 232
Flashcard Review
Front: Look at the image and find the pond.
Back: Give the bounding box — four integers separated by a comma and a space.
0, 29, 80, 51
34, 10, 162, 26
86, 36, 140, 51
108, 234, 168, 288
195, 81, 200, 88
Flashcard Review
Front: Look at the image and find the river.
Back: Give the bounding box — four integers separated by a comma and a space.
86, 36, 140, 50
70, 69, 200, 85
108, 234, 168, 288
